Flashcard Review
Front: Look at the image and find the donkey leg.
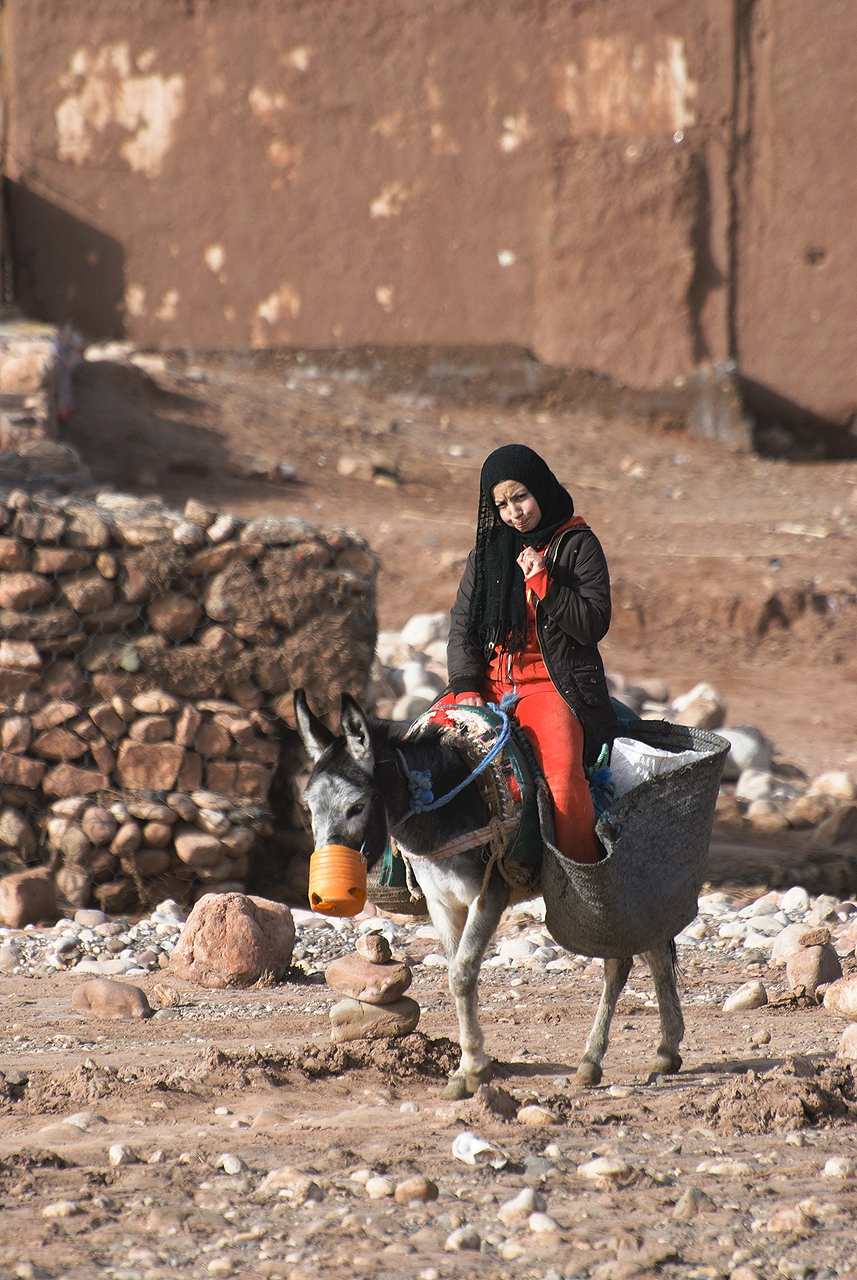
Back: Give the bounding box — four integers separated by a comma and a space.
440, 874, 510, 1099
644, 940, 684, 1079
575, 956, 633, 1087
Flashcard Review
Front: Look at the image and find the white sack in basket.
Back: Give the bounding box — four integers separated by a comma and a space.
610, 736, 700, 798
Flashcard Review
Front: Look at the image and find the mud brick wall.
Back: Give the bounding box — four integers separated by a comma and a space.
0, 490, 377, 913
4, 0, 855, 423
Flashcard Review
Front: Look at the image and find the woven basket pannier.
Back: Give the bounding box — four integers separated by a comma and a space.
542, 721, 729, 959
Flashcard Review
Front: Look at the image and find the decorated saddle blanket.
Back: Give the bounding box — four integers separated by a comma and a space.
405, 701, 545, 873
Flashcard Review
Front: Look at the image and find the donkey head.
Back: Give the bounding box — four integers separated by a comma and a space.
293, 689, 387, 862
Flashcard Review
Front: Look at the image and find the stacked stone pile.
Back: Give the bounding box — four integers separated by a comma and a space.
326, 928, 421, 1042
367, 611, 857, 851
0, 486, 377, 914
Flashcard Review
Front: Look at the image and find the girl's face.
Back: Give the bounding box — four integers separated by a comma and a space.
492, 480, 542, 534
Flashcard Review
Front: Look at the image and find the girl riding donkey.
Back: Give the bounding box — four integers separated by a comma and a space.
295, 444, 704, 1096
445, 443, 618, 865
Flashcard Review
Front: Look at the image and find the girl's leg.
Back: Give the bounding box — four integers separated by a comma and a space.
512, 689, 599, 864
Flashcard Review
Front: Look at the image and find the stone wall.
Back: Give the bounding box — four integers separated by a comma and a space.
2, 0, 854, 426
0, 489, 377, 913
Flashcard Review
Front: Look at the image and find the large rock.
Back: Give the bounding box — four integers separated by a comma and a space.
168, 892, 295, 988
72, 978, 152, 1019
770, 922, 810, 967
325, 954, 412, 1005
786, 944, 842, 994
329, 995, 421, 1042
823, 977, 857, 1021
836, 1025, 857, 1060
0, 866, 57, 927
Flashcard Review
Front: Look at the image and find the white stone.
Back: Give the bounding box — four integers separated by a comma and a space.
738, 897, 779, 919
499, 937, 538, 959
108, 1144, 138, 1167
780, 886, 811, 915
723, 981, 768, 1012
400, 660, 444, 696
821, 1156, 854, 1178
577, 1156, 632, 1181
735, 770, 800, 802
445, 1225, 481, 1252
770, 922, 812, 967
743, 931, 776, 950
365, 1175, 395, 1199
399, 612, 449, 650
498, 1188, 545, 1226
808, 771, 857, 801
697, 893, 735, 915
741, 916, 783, 936
719, 725, 774, 781
719, 921, 750, 939
529, 1212, 560, 1233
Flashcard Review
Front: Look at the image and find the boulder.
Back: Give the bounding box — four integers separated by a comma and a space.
770, 922, 810, 967
72, 978, 152, 1019
168, 892, 295, 987
0, 866, 57, 927
786, 944, 842, 994
329, 995, 421, 1042
823, 976, 857, 1021
836, 1025, 857, 1061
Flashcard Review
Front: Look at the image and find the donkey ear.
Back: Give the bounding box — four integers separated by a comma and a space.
340, 693, 374, 772
293, 688, 334, 763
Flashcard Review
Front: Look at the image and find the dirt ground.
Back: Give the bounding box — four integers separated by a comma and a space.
2, 911, 857, 1280
1, 348, 855, 1278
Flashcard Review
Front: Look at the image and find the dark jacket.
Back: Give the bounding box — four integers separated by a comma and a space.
447, 523, 618, 769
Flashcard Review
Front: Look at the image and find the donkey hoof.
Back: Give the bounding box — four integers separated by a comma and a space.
442, 1062, 494, 1100
648, 1053, 683, 1082
442, 1076, 472, 1100
574, 1060, 602, 1088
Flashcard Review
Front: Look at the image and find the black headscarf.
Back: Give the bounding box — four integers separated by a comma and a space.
465, 443, 575, 655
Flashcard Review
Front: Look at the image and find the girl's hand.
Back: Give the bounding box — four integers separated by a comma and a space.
457, 694, 486, 707
516, 547, 546, 579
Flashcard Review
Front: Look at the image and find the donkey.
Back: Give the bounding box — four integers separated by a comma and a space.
294, 689, 684, 1099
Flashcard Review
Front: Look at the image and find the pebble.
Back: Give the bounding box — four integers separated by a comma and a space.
395, 1174, 438, 1205
365, 1175, 396, 1198
516, 1104, 560, 1126
528, 1211, 560, 1233
498, 1187, 545, 1225
821, 1157, 854, 1178
578, 1156, 632, 1181
444, 1225, 481, 1251
108, 1144, 138, 1167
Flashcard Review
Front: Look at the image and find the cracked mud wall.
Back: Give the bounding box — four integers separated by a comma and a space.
1, 0, 854, 420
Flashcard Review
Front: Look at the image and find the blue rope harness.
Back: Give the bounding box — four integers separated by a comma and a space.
397, 693, 517, 818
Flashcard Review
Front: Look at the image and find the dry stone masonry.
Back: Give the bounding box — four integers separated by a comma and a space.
0, 484, 377, 916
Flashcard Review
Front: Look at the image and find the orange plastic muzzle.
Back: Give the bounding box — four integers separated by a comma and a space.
307, 844, 367, 917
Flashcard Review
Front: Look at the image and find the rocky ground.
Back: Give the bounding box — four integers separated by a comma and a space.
0, 346, 855, 1277
2, 884, 857, 1280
